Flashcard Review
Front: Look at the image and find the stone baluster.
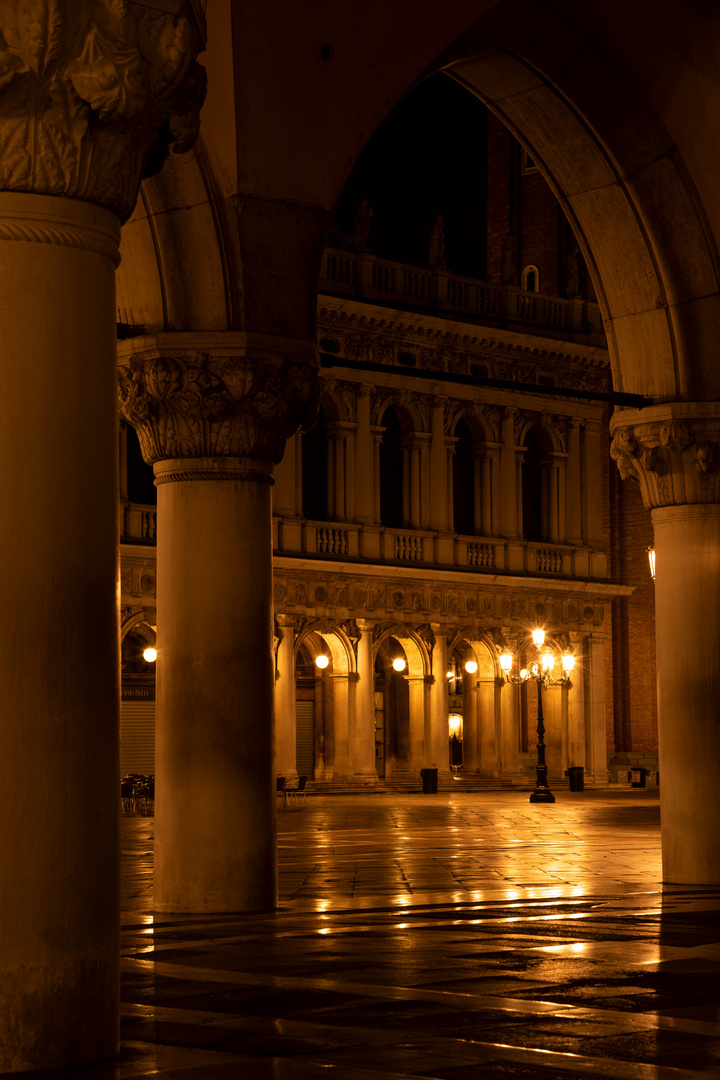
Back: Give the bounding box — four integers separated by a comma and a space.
0, 3, 205, 1071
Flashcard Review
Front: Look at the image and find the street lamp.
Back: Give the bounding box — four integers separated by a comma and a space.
499, 629, 575, 804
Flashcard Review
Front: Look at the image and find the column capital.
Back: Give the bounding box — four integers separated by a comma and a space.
118, 333, 317, 466
0, 1, 205, 221
610, 402, 720, 508
356, 618, 374, 633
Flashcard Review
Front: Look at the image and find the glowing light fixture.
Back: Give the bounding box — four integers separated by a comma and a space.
464, 660, 478, 674
315, 654, 329, 669
448, 713, 463, 740
498, 628, 575, 805
143, 647, 157, 663
447, 670, 455, 679
647, 542, 656, 581
392, 657, 406, 672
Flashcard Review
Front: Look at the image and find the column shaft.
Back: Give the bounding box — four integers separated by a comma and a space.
354, 627, 377, 777
0, 194, 120, 1071
275, 621, 298, 779
653, 505, 720, 883
154, 460, 276, 912
500, 410, 518, 538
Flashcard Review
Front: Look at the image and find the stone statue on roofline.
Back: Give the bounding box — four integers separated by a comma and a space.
428, 214, 446, 268
354, 199, 373, 252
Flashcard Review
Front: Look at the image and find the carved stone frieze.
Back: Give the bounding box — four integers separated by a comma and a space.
118, 348, 317, 465
317, 303, 609, 395
0, 0, 205, 220
610, 404, 720, 507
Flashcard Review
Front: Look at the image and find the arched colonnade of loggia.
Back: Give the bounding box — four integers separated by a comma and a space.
4, 0, 720, 1071
275, 620, 584, 786
114, 1, 720, 898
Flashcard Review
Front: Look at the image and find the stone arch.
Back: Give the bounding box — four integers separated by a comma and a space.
374, 625, 430, 678
117, 141, 231, 334
373, 396, 426, 433
295, 620, 357, 675
120, 611, 156, 646
442, 2, 720, 402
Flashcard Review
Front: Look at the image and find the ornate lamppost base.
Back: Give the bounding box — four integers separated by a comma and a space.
529, 788, 556, 803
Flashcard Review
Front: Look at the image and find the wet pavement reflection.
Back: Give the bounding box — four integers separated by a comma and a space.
18, 789, 720, 1078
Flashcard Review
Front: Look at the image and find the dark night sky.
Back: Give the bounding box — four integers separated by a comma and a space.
333, 73, 488, 279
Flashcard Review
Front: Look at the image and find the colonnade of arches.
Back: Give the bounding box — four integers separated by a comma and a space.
274, 618, 605, 786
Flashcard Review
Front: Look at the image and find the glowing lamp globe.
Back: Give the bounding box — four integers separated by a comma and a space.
531, 628, 545, 647
392, 657, 406, 672
499, 651, 513, 673
464, 660, 478, 673
315, 654, 329, 669
143, 647, 157, 663
562, 652, 575, 673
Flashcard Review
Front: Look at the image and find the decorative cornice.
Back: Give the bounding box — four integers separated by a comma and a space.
118, 349, 317, 465
610, 403, 720, 508
0, 0, 205, 221
317, 303, 609, 395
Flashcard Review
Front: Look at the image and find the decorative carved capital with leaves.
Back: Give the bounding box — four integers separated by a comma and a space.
0, 0, 205, 220
118, 349, 318, 465
610, 404, 720, 508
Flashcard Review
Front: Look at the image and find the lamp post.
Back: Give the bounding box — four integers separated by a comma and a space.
499, 629, 575, 804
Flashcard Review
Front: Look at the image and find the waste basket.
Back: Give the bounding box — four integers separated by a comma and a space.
566, 766, 584, 791
421, 767, 438, 793
630, 767, 647, 788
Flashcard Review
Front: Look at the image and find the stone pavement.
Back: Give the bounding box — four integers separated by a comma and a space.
17, 789, 720, 1078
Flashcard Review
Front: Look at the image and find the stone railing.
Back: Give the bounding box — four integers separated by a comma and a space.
272, 516, 607, 580
121, 503, 157, 544
320, 248, 605, 346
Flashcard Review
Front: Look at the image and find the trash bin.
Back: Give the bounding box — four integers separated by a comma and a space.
421, 767, 438, 793
630, 767, 647, 788
566, 766, 584, 791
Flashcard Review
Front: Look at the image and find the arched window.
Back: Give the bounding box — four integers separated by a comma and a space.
521, 264, 540, 292
521, 429, 542, 541
301, 407, 328, 521
452, 419, 474, 535
379, 407, 403, 527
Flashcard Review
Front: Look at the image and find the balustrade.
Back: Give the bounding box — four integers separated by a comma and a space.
319, 248, 602, 344
122, 503, 157, 544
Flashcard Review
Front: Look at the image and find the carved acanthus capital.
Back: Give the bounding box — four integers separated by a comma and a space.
0, 0, 205, 220
118, 339, 318, 465
610, 404, 720, 508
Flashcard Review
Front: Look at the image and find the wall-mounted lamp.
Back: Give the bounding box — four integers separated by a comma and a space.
647, 543, 655, 581
392, 657, 406, 672
464, 660, 478, 674
143, 647, 157, 663
315, 653, 329, 669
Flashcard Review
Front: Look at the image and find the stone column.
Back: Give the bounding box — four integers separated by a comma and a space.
500, 409, 519, 538
274, 616, 298, 780
355, 388, 375, 524
461, 661, 479, 773
429, 401, 449, 531
582, 419, 604, 545
119, 337, 316, 912
429, 625, 451, 774
610, 404, 720, 883
583, 632, 609, 782
567, 632, 586, 771
566, 419, 583, 544
354, 620, 378, 780
499, 678, 521, 776
478, 677, 500, 776
0, 3, 204, 1072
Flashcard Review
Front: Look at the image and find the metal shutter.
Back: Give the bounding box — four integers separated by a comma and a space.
295, 699, 315, 778
120, 701, 155, 775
